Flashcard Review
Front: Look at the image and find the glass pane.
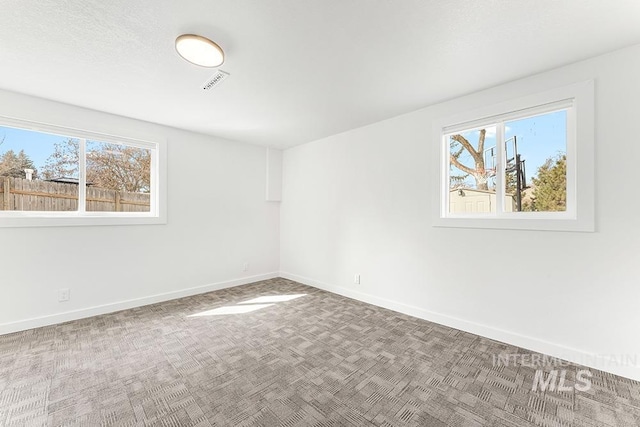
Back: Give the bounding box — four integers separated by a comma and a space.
448, 126, 497, 214
86, 141, 151, 212
0, 125, 79, 211
504, 110, 567, 212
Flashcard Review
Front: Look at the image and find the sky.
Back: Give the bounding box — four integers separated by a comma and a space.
0, 126, 122, 175
450, 109, 567, 188
0, 125, 70, 171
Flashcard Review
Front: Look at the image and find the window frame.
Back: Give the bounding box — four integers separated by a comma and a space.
433, 80, 594, 232
0, 116, 167, 227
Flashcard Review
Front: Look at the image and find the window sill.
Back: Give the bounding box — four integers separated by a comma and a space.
433, 215, 594, 232
0, 213, 166, 228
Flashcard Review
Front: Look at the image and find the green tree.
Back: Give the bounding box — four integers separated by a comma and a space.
0, 149, 38, 178
529, 155, 566, 211
505, 167, 517, 194
449, 129, 490, 190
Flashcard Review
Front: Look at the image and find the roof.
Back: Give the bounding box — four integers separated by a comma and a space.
47, 177, 94, 186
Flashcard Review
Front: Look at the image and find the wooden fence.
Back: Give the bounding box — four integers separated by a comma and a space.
0, 177, 150, 212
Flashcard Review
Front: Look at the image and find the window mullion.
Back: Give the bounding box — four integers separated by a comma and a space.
150, 144, 158, 215
78, 138, 87, 213
495, 122, 505, 215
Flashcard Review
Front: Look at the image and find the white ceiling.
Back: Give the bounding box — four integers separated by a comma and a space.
1, 1, 640, 148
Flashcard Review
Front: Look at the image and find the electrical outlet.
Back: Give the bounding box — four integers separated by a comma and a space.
243, 262, 250, 272
58, 288, 70, 302
354, 274, 361, 284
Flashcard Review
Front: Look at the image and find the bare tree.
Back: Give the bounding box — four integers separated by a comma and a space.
87, 142, 150, 193
449, 129, 490, 190
42, 139, 79, 180
42, 139, 150, 193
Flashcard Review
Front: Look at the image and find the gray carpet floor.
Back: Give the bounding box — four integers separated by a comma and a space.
1, 278, 639, 426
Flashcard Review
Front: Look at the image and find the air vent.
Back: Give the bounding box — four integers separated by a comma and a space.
202, 70, 229, 90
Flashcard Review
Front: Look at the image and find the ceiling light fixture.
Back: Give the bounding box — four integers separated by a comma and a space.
175, 34, 224, 67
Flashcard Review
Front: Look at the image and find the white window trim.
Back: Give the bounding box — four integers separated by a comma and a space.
0, 116, 167, 227
433, 80, 594, 232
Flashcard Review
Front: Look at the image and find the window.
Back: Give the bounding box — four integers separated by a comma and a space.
434, 81, 594, 232
0, 117, 165, 227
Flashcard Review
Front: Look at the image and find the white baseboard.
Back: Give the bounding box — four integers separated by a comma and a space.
0, 272, 279, 335
280, 271, 640, 383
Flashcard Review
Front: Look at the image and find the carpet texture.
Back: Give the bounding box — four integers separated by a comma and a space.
0, 278, 639, 426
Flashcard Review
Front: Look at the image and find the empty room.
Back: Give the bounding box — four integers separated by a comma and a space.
1, 1, 640, 426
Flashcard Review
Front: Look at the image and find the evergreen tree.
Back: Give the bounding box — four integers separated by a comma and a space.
505, 167, 517, 194
0, 149, 38, 178
529, 155, 566, 211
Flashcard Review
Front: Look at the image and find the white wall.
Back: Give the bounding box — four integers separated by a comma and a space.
266, 147, 283, 202
280, 44, 640, 381
0, 89, 280, 333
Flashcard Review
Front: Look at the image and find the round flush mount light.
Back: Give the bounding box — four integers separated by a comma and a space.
175, 34, 224, 67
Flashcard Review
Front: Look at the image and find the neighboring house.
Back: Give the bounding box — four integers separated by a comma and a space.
47, 177, 94, 186
47, 177, 80, 185
449, 188, 516, 213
